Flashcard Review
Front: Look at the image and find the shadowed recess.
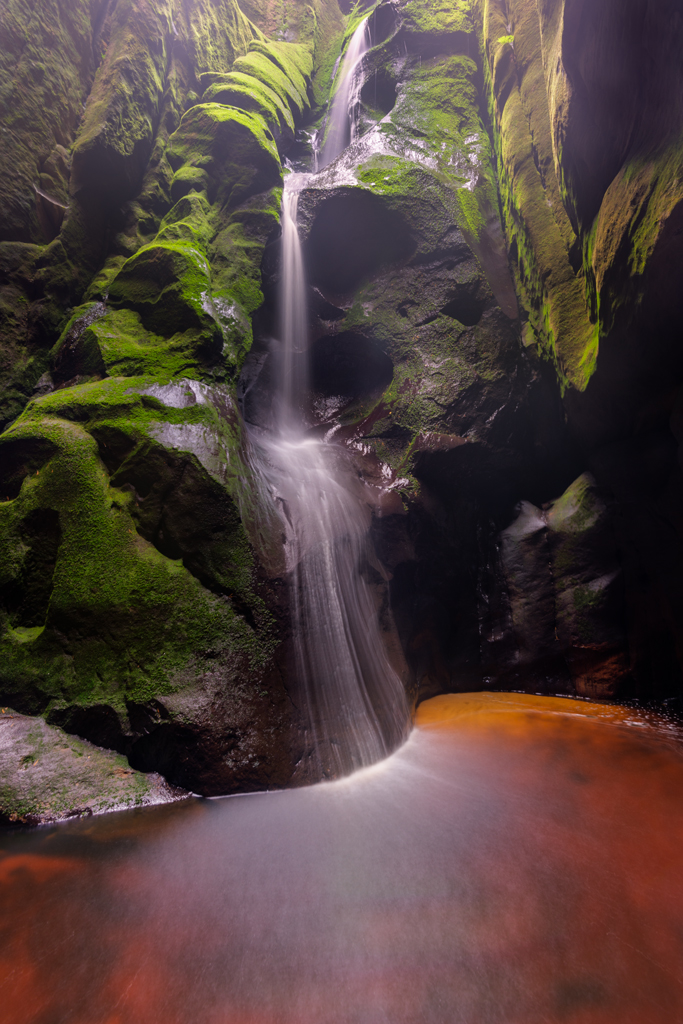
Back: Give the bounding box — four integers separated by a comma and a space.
311, 333, 394, 398
0, 437, 59, 501
306, 191, 415, 295
1, 508, 61, 628
360, 68, 397, 116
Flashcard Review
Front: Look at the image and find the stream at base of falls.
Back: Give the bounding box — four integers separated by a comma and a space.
3, 693, 683, 1024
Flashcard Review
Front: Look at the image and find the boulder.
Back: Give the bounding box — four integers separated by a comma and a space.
166, 104, 282, 210
0, 377, 296, 795
0, 709, 184, 827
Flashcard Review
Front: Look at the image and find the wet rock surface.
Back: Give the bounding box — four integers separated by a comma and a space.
0, 709, 185, 827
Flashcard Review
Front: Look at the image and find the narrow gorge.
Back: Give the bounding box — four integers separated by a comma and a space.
2, 0, 683, 1020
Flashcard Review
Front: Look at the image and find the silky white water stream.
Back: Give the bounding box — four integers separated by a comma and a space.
242, 14, 408, 778
248, 170, 408, 778
316, 16, 371, 170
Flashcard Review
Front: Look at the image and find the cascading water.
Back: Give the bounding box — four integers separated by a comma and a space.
316, 16, 371, 170
249, 171, 409, 779
277, 182, 308, 427
242, 11, 409, 779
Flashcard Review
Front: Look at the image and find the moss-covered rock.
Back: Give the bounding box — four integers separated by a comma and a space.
482, 473, 627, 697
166, 103, 283, 209
0, 0, 96, 244
70, 0, 175, 205
471, 0, 598, 389
185, 0, 261, 76
108, 242, 219, 343
289, 34, 525, 477
0, 376, 294, 794
210, 187, 283, 319
0, 709, 185, 827
202, 72, 296, 142
398, 0, 474, 47
472, 0, 683, 396
232, 47, 309, 119
0, 0, 350, 810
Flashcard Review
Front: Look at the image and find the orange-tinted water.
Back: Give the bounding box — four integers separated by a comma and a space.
2, 693, 683, 1024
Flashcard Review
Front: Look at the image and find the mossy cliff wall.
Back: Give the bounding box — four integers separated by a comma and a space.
472, 0, 683, 392
468, 0, 683, 704
0, 0, 345, 817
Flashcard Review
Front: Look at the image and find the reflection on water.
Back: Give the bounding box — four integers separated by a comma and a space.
2, 693, 683, 1024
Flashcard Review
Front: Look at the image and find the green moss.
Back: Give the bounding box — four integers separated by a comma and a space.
166, 103, 282, 211
107, 241, 219, 354
211, 186, 282, 314
547, 473, 602, 535
0, 0, 94, 243
392, 56, 482, 157
0, 376, 275, 715
471, 0, 600, 390
170, 165, 210, 203
186, 0, 260, 76
0, 711, 180, 824
158, 193, 213, 245
70, 0, 173, 201
231, 50, 308, 118
0, 424, 229, 710
591, 144, 683, 331
84, 257, 128, 302
400, 0, 474, 37
85, 310, 227, 380
249, 38, 312, 96
202, 72, 295, 138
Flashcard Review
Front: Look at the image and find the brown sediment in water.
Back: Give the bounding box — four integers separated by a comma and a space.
2, 693, 683, 1024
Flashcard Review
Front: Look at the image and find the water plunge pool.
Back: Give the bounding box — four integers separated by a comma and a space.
3, 692, 683, 1023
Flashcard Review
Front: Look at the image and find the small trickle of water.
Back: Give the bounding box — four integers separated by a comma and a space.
316, 17, 371, 170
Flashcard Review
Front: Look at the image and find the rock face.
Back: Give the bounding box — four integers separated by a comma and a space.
470, 0, 683, 702
481, 474, 627, 697
0, 708, 185, 826
0, 0, 345, 813
1, 0, 683, 816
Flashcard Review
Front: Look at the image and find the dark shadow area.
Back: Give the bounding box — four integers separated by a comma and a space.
368, 2, 401, 48
46, 703, 126, 754
560, 0, 683, 231
311, 333, 393, 398
0, 437, 59, 501
306, 191, 415, 295
438, 291, 486, 327
91, 428, 255, 624
2, 508, 61, 628
360, 68, 397, 116
312, 288, 346, 322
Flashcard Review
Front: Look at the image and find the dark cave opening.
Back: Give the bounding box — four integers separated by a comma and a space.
310, 332, 394, 398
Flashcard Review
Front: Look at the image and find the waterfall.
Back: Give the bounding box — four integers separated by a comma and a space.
241, 11, 409, 780
277, 183, 308, 429
317, 16, 371, 170
251, 170, 409, 778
